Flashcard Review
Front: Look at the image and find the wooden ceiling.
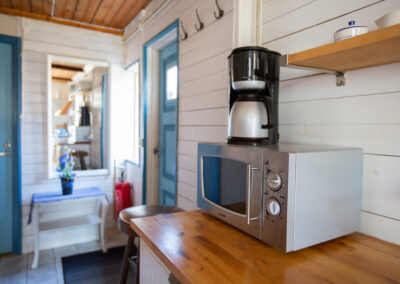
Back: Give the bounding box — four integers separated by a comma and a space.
0, 0, 151, 34
52, 62, 84, 83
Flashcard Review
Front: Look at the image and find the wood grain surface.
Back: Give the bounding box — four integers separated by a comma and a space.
130, 210, 400, 284
287, 23, 400, 72
0, 0, 151, 32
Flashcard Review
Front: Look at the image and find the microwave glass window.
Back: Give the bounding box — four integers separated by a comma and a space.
202, 156, 247, 215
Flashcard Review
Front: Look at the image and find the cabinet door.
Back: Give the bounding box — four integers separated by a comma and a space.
140, 240, 170, 284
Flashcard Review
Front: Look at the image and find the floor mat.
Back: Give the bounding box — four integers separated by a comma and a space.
62, 246, 135, 284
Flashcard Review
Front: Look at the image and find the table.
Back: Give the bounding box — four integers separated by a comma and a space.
29, 187, 108, 269
130, 210, 400, 284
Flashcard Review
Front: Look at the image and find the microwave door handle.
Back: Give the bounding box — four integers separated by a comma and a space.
246, 165, 259, 225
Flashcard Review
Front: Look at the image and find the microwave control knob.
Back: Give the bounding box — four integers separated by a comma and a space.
267, 171, 282, 191
266, 198, 281, 216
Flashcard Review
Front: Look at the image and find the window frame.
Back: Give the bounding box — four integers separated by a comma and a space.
125, 59, 141, 166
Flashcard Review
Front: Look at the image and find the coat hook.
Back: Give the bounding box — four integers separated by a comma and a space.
180, 20, 188, 40
213, 0, 224, 19
194, 9, 204, 31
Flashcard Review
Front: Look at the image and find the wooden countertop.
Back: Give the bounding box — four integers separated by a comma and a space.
130, 210, 400, 284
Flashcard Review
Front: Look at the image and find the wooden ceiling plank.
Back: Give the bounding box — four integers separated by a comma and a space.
52, 61, 84, 68
62, 0, 78, 19
54, 0, 66, 17
109, 0, 151, 29
21, 0, 32, 12
10, 0, 21, 10
52, 77, 72, 82
72, 0, 90, 22
43, 0, 52, 16
91, 0, 113, 26
101, 0, 125, 27
1, 0, 12, 9
0, 6, 123, 35
52, 65, 84, 72
30, 0, 41, 13
52, 68, 78, 79
114, 0, 151, 29
107, 0, 140, 28
81, 0, 102, 23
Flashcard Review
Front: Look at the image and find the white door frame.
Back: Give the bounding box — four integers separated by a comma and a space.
143, 23, 178, 205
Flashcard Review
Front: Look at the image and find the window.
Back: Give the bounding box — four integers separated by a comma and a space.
131, 62, 140, 164
166, 65, 177, 100
124, 61, 140, 165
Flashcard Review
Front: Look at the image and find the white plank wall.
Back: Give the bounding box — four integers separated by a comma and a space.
125, 0, 233, 210
4, 17, 126, 253
124, 0, 400, 245
0, 14, 19, 37
262, 0, 400, 244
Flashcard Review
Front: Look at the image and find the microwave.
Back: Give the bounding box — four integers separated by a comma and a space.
197, 142, 363, 252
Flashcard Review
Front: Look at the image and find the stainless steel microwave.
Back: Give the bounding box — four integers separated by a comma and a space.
197, 142, 363, 252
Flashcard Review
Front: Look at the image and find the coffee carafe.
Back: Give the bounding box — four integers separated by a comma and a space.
227, 46, 280, 145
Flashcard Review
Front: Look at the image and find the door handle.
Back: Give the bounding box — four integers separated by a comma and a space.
0, 150, 11, 157
246, 165, 259, 225
153, 146, 160, 156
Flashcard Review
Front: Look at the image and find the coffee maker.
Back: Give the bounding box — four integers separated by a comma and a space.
227, 46, 280, 145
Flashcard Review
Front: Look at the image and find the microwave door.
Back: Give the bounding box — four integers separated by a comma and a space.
198, 145, 263, 238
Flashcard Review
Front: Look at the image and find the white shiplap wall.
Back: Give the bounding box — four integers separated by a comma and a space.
125, 0, 399, 244
125, 0, 233, 210
17, 17, 125, 253
262, 0, 400, 244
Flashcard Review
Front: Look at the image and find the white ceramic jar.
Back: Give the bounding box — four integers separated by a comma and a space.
334, 21, 369, 42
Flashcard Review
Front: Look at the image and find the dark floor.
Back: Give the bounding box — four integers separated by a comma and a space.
0, 233, 127, 284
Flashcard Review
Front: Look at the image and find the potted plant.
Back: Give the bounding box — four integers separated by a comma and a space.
56, 152, 76, 195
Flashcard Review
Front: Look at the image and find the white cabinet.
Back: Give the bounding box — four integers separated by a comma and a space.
140, 240, 170, 284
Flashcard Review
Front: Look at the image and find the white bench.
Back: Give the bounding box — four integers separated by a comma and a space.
29, 187, 108, 269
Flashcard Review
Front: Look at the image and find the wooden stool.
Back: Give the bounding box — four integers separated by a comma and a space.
71, 151, 88, 170
118, 205, 183, 284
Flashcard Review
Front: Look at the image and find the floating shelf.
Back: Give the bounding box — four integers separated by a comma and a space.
281, 23, 400, 75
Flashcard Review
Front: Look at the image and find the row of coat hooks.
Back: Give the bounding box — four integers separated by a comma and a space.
180, 0, 224, 41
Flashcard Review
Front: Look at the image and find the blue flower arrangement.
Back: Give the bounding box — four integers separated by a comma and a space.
56, 152, 76, 195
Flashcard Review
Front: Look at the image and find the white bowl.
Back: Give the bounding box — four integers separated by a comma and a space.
334, 21, 369, 41
375, 10, 400, 28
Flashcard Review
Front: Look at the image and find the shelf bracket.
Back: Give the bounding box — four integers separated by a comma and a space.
280, 55, 346, 86
335, 72, 346, 86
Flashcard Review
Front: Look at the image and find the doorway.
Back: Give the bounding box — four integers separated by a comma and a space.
143, 21, 179, 206
0, 34, 21, 254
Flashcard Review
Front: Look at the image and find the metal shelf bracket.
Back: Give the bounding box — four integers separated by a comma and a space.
280, 55, 346, 86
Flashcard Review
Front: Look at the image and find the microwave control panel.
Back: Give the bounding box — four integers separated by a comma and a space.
261, 153, 289, 252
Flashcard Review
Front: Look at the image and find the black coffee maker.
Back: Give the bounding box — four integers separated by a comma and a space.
226, 46, 280, 145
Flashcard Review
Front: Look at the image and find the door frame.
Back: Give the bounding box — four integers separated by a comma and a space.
0, 34, 22, 254
142, 20, 179, 205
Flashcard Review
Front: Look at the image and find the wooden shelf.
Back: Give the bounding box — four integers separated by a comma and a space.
286, 23, 400, 72
39, 214, 101, 232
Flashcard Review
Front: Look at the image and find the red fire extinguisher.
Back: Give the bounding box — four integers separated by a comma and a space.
115, 170, 132, 221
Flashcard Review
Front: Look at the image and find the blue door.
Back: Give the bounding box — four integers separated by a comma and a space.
158, 41, 178, 206
0, 35, 21, 254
